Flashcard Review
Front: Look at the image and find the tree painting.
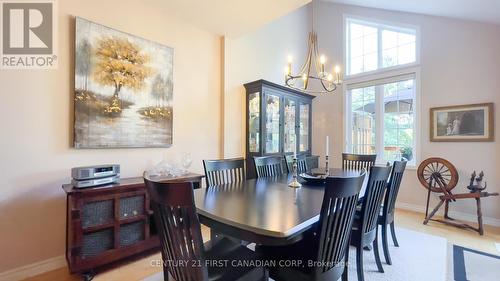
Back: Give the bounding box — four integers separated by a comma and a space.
140, 74, 173, 119
75, 39, 91, 91
151, 75, 172, 107
93, 37, 151, 113
74, 17, 173, 148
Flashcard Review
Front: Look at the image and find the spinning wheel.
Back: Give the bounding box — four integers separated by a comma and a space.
417, 157, 459, 193
417, 157, 498, 235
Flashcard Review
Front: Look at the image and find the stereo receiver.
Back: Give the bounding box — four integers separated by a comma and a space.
71, 164, 120, 188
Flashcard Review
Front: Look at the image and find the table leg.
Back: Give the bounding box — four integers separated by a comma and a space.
476, 198, 484, 235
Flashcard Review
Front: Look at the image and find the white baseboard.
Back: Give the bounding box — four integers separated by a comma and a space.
0, 255, 66, 281
396, 202, 500, 227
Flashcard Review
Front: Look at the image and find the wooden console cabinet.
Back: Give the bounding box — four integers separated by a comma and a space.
63, 174, 203, 277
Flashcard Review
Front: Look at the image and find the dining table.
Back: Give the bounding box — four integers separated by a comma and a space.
194, 168, 367, 246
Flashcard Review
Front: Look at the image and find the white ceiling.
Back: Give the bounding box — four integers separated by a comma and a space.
324, 0, 500, 25
146, 0, 499, 38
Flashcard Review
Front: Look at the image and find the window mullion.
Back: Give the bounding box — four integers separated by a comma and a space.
345, 90, 352, 152
375, 85, 384, 162
377, 28, 383, 70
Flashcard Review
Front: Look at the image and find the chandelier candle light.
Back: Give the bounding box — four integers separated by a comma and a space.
284, 0, 342, 94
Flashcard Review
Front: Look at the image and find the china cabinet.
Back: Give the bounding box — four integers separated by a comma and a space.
244, 79, 318, 178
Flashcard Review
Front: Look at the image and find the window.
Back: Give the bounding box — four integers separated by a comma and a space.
346, 74, 417, 165
344, 17, 419, 166
346, 18, 417, 76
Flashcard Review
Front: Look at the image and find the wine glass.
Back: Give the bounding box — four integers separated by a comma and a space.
181, 153, 193, 174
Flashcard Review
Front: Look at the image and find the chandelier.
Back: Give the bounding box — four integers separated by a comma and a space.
284, 0, 342, 94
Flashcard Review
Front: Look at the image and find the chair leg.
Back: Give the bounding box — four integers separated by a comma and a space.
373, 228, 384, 273
261, 268, 269, 281
356, 245, 364, 281
390, 222, 399, 247
381, 223, 392, 265
163, 270, 170, 281
210, 229, 217, 240
342, 244, 349, 281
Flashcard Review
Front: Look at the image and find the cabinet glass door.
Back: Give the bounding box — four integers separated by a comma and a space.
284, 98, 297, 153
265, 94, 281, 154
248, 92, 260, 153
299, 103, 310, 152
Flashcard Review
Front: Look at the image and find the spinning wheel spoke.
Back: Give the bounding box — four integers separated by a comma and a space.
423, 168, 433, 176
423, 170, 433, 176
437, 163, 446, 174
430, 162, 438, 173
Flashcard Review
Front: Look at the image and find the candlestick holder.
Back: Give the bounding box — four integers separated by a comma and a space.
325, 155, 329, 175
288, 157, 302, 188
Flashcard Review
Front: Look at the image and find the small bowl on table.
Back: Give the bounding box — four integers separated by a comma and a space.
299, 172, 327, 185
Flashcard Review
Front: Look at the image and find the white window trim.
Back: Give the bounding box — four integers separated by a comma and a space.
343, 14, 421, 79
343, 67, 421, 170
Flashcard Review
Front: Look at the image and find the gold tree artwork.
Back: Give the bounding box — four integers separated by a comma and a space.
74, 17, 173, 148
93, 37, 151, 113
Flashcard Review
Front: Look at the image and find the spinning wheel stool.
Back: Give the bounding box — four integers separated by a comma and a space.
417, 157, 498, 235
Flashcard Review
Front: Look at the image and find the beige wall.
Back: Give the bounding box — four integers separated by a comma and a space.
224, 3, 500, 221
0, 0, 222, 272
223, 7, 311, 157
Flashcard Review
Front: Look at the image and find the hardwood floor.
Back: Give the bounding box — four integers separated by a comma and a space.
24, 209, 500, 281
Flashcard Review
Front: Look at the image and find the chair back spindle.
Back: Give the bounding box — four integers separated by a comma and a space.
342, 153, 377, 171
285, 154, 308, 174
254, 156, 285, 177
144, 178, 208, 281
203, 158, 246, 187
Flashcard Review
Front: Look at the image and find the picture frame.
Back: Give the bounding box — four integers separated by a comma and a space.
430, 103, 494, 142
74, 17, 173, 148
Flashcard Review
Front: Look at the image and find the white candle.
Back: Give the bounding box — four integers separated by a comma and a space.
326, 136, 329, 156
293, 135, 297, 158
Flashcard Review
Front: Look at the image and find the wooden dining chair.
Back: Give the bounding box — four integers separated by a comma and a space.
350, 165, 392, 281
203, 158, 247, 241
257, 173, 366, 281
342, 153, 377, 171
203, 158, 246, 187
284, 154, 308, 174
144, 178, 268, 281
378, 160, 407, 265
254, 156, 285, 177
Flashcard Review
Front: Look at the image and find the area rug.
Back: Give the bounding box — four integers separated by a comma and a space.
143, 227, 449, 281
346, 227, 447, 281
448, 244, 500, 281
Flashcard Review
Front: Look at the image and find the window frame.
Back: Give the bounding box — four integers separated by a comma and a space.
343, 66, 421, 169
343, 14, 421, 79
